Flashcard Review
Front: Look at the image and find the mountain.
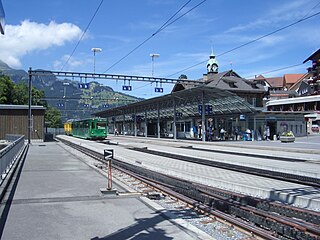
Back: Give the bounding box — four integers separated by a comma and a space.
0, 61, 142, 121
0, 60, 29, 83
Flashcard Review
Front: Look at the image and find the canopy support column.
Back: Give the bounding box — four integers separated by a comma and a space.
201, 91, 206, 142
253, 115, 257, 141
157, 104, 161, 138
134, 108, 137, 137
144, 110, 147, 138
123, 112, 125, 135
173, 98, 177, 140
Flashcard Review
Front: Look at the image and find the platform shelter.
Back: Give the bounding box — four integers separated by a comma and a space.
94, 85, 258, 142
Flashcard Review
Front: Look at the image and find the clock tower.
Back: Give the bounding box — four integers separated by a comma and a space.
206, 51, 218, 74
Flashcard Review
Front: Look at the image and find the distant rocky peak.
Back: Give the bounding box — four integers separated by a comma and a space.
0, 59, 12, 71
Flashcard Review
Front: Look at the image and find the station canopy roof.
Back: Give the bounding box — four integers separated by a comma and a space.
94, 85, 258, 120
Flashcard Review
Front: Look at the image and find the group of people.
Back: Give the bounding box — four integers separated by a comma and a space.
193, 125, 237, 141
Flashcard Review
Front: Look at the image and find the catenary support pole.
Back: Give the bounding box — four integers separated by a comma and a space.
28, 67, 32, 145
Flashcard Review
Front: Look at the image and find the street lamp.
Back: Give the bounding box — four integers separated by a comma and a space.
91, 47, 102, 73
150, 53, 160, 77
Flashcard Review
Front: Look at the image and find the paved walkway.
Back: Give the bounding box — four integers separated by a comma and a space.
0, 141, 207, 240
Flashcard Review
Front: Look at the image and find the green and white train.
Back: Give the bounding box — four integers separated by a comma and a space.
64, 118, 108, 140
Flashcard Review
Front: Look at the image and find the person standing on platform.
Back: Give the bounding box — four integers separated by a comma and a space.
114, 128, 119, 136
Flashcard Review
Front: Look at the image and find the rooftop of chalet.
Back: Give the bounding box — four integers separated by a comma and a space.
172, 70, 266, 94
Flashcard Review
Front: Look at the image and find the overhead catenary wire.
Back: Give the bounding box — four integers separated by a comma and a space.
245, 63, 304, 79
110, 2, 319, 95
60, 0, 104, 71
167, 10, 320, 78
103, 0, 207, 73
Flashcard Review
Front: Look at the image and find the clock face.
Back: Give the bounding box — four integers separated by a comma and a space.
212, 64, 218, 72
207, 62, 218, 73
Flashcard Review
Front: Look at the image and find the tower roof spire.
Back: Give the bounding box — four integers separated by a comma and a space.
207, 50, 218, 73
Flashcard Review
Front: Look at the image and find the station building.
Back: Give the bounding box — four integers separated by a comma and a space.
0, 104, 46, 140
94, 52, 270, 141
94, 50, 320, 140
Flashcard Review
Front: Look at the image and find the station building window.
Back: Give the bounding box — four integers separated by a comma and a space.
176, 123, 185, 132
185, 122, 191, 132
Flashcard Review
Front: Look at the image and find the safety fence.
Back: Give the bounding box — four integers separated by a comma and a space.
0, 135, 25, 181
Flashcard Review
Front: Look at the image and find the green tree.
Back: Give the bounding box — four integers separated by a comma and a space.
12, 82, 29, 105
0, 76, 47, 106
178, 74, 188, 80
45, 106, 62, 128
32, 87, 47, 106
0, 75, 15, 103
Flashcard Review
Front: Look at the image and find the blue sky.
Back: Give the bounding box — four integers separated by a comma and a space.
0, 0, 319, 98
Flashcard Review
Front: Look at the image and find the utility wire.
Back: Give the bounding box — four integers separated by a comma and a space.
155, 0, 192, 35
103, 0, 207, 73
245, 63, 304, 79
167, 10, 320, 78
60, 0, 104, 71
131, 0, 319, 91
301, 0, 320, 19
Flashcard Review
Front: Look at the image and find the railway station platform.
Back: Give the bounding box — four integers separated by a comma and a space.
59, 135, 320, 210
0, 141, 209, 240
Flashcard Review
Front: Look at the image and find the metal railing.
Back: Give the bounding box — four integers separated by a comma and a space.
5, 134, 23, 142
0, 135, 25, 181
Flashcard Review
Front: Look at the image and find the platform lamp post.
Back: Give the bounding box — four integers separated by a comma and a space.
91, 47, 102, 74
150, 53, 160, 77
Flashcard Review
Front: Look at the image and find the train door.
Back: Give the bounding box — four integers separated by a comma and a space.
90, 120, 95, 138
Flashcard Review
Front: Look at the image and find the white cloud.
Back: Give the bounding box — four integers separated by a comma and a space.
53, 54, 91, 71
0, 20, 82, 68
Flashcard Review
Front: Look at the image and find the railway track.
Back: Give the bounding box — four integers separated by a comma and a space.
57, 137, 320, 240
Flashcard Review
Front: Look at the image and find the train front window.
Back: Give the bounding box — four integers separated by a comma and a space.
92, 122, 95, 129
97, 122, 106, 129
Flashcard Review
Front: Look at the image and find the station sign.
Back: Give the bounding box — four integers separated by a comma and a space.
198, 105, 213, 115
175, 112, 183, 118
132, 114, 143, 122
122, 85, 132, 91
154, 87, 163, 93
78, 83, 89, 89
